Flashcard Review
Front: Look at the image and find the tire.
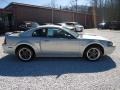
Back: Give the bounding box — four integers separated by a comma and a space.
84, 46, 102, 61
16, 46, 34, 62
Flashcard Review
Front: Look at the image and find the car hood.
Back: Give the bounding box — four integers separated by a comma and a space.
63, 26, 74, 29
78, 34, 109, 41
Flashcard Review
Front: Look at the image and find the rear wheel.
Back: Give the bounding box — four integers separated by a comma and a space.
16, 46, 34, 61
84, 46, 102, 61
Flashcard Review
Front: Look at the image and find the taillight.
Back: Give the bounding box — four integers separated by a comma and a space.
3, 38, 7, 44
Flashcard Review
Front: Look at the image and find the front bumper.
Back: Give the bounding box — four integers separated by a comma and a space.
104, 46, 116, 55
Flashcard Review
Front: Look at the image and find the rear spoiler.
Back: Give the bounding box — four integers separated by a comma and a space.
5, 32, 13, 36
5, 31, 23, 36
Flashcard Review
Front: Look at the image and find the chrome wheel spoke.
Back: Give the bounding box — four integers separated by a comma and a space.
19, 48, 32, 61
87, 48, 101, 60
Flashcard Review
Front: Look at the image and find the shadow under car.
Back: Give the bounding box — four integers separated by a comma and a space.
0, 55, 116, 77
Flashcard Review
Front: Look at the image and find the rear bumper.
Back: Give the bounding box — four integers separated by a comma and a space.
76, 27, 84, 32
2, 44, 15, 55
104, 46, 116, 55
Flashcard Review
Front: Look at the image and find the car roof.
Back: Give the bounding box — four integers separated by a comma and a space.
20, 25, 63, 37
58, 22, 78, 24
65, 22, 78, 24
36, 24, 63, 29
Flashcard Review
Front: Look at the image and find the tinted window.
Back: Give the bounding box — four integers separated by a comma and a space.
32, 28, 47, 37
66, 23, 74, 26
47, 28, 75, 39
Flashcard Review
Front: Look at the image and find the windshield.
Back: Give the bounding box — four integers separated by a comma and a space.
73, 22, 79, 25
32, 22, 40, 27
63, 27, 79, 38
66, 22, 79, 26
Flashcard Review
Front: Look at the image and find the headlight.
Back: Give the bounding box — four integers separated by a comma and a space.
107, 41, 113, 46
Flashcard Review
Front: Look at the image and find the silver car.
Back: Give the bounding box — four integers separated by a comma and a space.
2, 25, 115, 61
57, 22, 84, 32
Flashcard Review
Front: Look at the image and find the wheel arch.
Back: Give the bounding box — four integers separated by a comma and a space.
83, 43, 104, 57
15, 44, 35, 56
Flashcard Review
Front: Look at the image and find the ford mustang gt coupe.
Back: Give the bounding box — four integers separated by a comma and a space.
2, 25, 115, 61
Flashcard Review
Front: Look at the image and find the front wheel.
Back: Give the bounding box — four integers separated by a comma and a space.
16, 46, 34, 61
84, 47, 102, 61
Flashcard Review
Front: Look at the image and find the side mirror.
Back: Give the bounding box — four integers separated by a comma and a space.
65, 34, 75, 39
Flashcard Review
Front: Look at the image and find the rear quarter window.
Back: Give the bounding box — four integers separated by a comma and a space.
32, 28, 47, 37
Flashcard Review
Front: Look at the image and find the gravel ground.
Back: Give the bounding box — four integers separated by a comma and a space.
0, 29, 120, 90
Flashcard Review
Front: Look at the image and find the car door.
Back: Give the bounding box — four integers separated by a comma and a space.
40, 27, 81, 57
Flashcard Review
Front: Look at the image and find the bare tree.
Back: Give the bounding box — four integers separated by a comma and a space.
90, 0, 120, 22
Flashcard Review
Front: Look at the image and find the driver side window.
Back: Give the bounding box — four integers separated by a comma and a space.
47, 28, 75, 39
